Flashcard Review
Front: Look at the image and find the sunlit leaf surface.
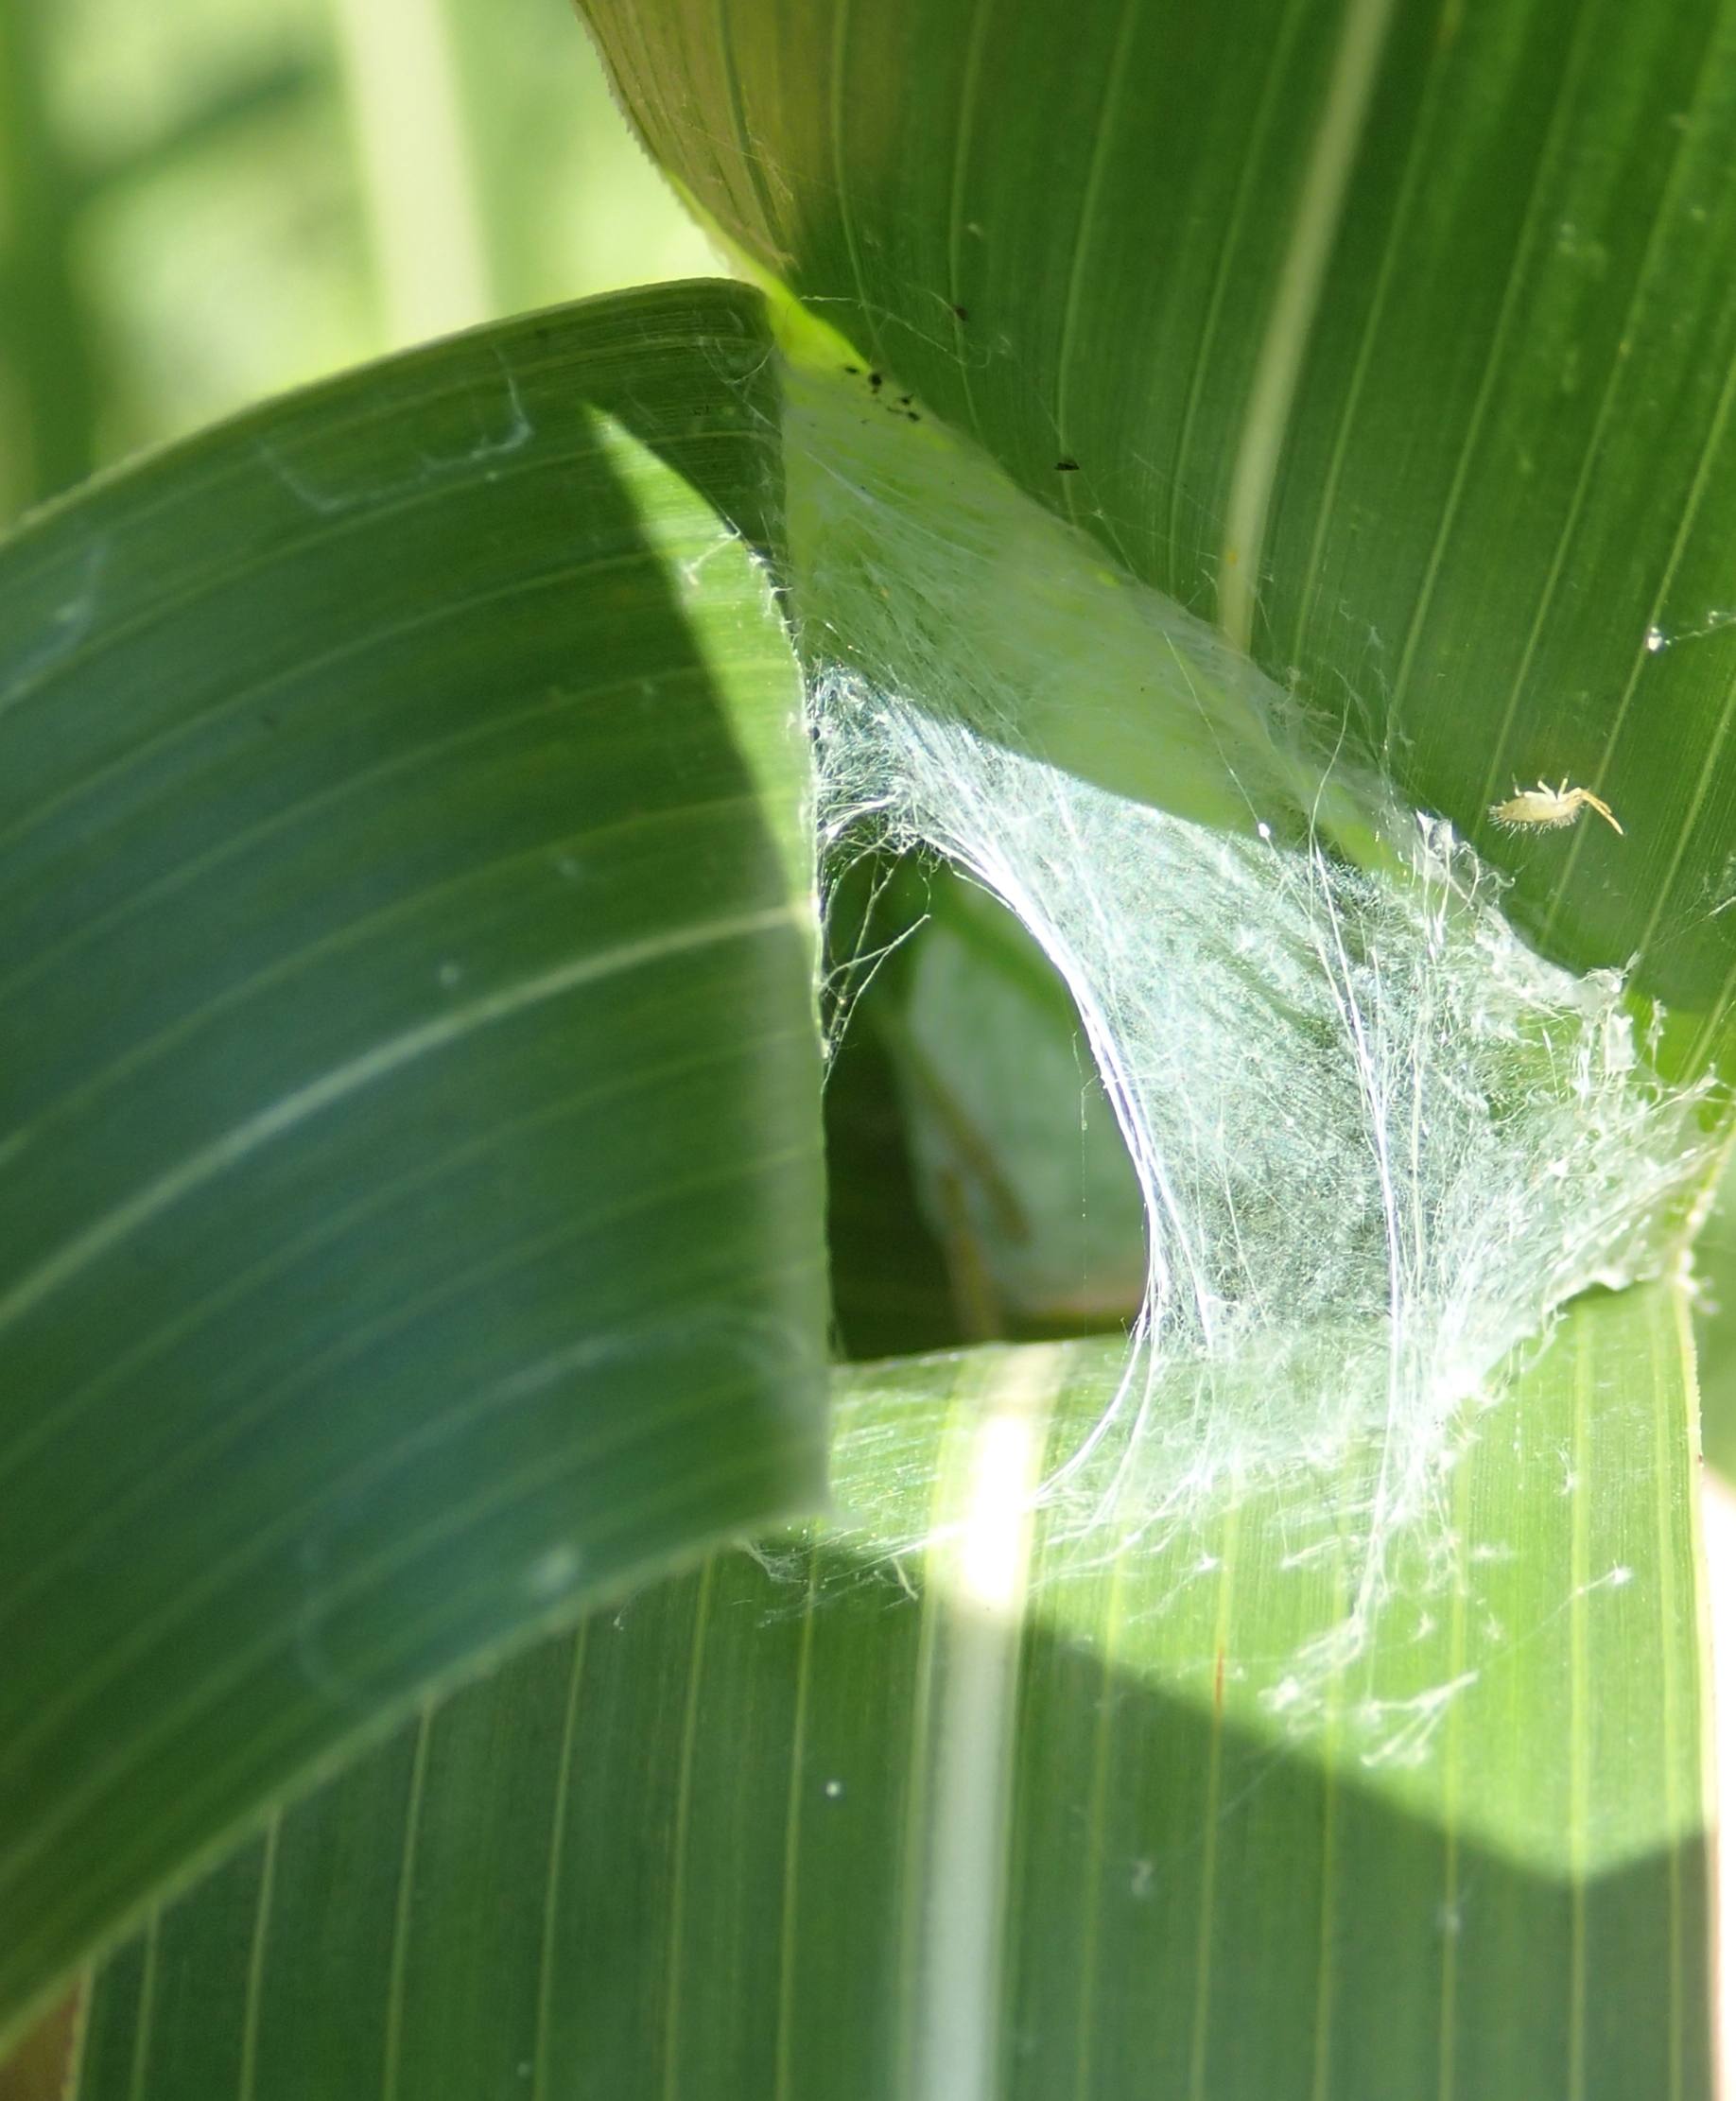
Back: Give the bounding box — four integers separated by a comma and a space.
75, 1288, 1710, 2101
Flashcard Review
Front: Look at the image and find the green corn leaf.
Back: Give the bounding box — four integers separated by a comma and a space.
0, 282, 827, 2047
71, 1286, 1710, 2101
581, 0, 1736, 1074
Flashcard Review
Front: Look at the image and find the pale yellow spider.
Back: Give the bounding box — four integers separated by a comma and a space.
1487, 778, 1623, 836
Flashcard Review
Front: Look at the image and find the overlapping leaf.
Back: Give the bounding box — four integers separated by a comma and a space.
0, 282, 827, 2045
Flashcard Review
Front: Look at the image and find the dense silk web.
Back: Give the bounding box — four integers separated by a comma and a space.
782, 347, 1716, 1661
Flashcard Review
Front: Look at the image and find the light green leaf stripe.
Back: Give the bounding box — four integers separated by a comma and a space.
1216, 0, 1397, 651
0, 283, 828, 2047
73, 1286, 1712, 2099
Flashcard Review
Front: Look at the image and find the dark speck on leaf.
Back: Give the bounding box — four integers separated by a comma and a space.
1056, 458, 1081, 472
868, 372, 883, 390
907, 411, 921, 422
950, 304, 969, 322
842, 363, 860, 374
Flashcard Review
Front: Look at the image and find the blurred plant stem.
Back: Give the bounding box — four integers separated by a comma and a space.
0, 0, 99, 512
326, 0, 495, 346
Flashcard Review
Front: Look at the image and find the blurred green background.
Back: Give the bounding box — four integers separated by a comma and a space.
0, 0, 712, 525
